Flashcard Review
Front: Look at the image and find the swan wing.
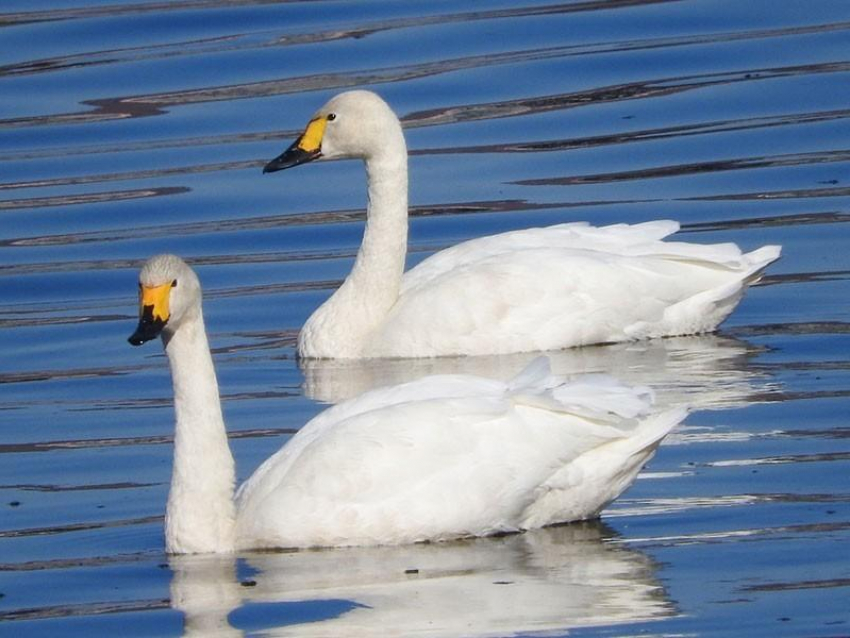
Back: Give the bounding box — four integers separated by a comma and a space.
234, 371, 505, 505
235, 361, 679, 548
374, 224, 780, 356
375, 249, 718, 355
401, 220, 682, 295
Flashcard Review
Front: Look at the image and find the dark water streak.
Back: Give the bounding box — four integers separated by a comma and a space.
2, 29, 848, 129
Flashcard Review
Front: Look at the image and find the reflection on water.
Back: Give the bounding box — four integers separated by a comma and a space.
170, 522, 672, 638
171, 555, 243, 638
301, 334, 776, 410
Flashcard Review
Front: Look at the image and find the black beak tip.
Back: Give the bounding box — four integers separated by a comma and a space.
127, 330, 156, 346
262, 145, 321, 174
128, 316, 166, 347
128, 331, 148, 346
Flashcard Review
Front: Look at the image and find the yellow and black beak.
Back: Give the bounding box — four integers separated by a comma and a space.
263, 116, 327, 173
128, 282, 173, 346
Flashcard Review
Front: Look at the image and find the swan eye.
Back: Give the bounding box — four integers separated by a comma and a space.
327, 113, 336, 122
171, 279, 178, 288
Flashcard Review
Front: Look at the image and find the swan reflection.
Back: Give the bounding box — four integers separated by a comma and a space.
170, 554, 243, 638
300, 334, 775, 410
170, 522, 674, 637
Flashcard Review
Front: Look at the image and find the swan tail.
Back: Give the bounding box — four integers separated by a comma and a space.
623, 242, 781, 341
576, 405, 686, 514
519, 404, 686, 528
617, 406, 687, 456
741, 244, 782, 285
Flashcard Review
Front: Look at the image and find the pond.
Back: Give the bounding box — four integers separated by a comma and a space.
1, 1, 849, 636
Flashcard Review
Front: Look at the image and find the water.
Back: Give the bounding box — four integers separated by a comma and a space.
1, 0, 849, 635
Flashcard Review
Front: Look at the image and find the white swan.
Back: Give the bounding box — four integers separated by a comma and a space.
263, 90, 781, 359
129, 254, 686, 554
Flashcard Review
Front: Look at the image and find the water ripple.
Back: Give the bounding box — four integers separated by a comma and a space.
515, 149, 850, 186
0, 427, 297, 454
2, 47, 848, 129
0, 186, 189, 210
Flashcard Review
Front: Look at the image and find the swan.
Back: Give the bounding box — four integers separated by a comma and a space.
128, 254, 686, 554
263, 90, 781, 359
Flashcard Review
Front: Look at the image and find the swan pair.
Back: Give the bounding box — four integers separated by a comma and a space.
126, 90, 780, 553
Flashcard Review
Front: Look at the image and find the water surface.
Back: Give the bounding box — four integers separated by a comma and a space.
1, 1, 849, 636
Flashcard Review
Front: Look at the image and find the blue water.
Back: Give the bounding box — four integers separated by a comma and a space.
1, 1, 849, 636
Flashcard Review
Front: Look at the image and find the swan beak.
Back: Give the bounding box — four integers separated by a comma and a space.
263, 141, 320, 173
128, 282, 172, 346
263, 116, 325, 173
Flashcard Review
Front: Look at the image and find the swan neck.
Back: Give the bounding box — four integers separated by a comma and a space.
298, 132, 410, 358
164, 311, 237, 554
346, 149, 409, 306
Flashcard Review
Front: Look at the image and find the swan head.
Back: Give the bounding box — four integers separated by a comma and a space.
263, 90, 405, 173
128, 254, 202, 346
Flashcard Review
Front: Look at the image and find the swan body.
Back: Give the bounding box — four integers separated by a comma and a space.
129, 255, 686, 553
264, 90, 781, 359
